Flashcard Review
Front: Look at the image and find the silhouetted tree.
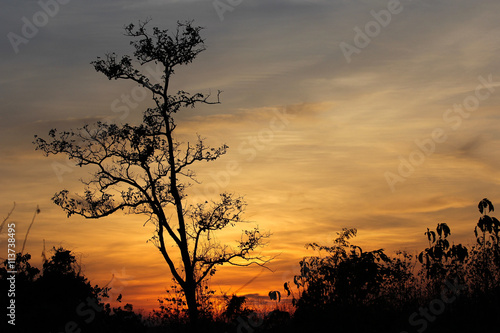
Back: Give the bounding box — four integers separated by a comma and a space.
288, 228, 408, 332
294, 228, 392, 309
34, 19, 270, 324
106, 302, 147, 333
418, 223, 468, 283
468, 198, 500, 293
0, 252, 39, 283
0, 253, 40, 332
1, 248, 109, 333
223, 295, 250, 322
35, 247, 109, 331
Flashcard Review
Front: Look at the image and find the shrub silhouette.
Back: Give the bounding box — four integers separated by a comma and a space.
469, 198, 500, 293
1, 248, 109, 333
294, 228, 391, 308
282, 199, 500, 333
223, 295, 250, 322
288, 228, 408, 331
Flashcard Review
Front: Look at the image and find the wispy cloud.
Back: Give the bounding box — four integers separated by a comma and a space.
2, 0, 500, 312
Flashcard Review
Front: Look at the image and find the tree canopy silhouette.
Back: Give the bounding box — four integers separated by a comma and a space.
0, 248, 110, 333
34, 19, 270, 323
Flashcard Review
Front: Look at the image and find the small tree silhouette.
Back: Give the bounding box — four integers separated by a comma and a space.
223, 295, 250, 322
470, 198, 500, 292
475, 198, 500, 257
293, 228, 392, 311
1, 248, 108, 332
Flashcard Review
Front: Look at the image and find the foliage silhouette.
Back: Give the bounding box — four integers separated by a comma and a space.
293, 228, 393, 312
0, 248, 112, 333
34, 19, 270, 324
274, 228, 400, 331
4, 196, 500, 331
222, 294, 251, 322
418, 222, 468, 282
276, 199, 500, 332
468, 198, 500, 294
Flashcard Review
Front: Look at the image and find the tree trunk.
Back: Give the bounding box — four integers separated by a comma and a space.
185, 282, 198, 329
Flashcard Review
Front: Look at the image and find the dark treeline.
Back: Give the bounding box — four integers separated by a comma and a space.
2, 198, 500, 332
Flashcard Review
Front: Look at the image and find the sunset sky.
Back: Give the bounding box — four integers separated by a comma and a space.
2, 0, 500, 313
